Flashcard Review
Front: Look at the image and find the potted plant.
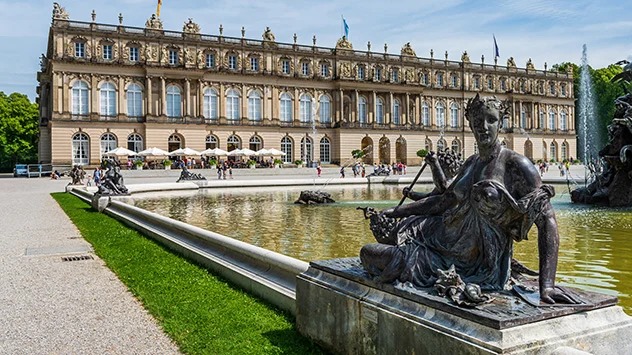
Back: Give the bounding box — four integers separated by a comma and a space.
209, 159, 218, 167
351, 149, 366, 160
273, 158, 283, 168
247, 159, 257, 169
163, 159, 173, 170
416, 149, 429, 164
294, 159, 304, 168
134, 160, 144, 170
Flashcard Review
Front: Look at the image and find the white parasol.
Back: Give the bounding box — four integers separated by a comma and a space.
201, 148, 229, 156
138, 147, 170, 157
103, 147, 138, 157
169, 148, 201, 156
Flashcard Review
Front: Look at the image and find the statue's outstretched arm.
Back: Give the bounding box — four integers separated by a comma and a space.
383, 191, 457, 219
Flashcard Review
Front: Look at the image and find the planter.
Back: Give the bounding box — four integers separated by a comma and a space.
274, 164, 280, 168
136, 166, 143, 171
164, 165, 171, 170
249, 165, 256, 169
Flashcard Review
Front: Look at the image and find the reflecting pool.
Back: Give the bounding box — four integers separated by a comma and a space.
134, 184, 632, 314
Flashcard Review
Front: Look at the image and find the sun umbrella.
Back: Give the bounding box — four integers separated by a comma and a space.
201, 148, 229, 156
267, 148, 287, 156
103, 147, 138, 156
255, 149, 271, 156
138, 147, 170, 157
240, 148, 257, 156
227, 149, 246, 157
169, 148, 201, 156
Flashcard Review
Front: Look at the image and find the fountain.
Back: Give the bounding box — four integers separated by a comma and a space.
578, 44, 599, 163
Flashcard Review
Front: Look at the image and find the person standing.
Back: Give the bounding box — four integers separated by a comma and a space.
216, 164, 222, 180
317, 163, 322, 177
340, 166, 345, 178
93, 167, 101, 186
229, 165, 233, 179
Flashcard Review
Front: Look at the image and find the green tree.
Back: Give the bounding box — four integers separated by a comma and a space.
0, 92, 39, 172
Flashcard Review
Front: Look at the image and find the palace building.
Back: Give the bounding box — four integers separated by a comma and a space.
37, 5, 577, 168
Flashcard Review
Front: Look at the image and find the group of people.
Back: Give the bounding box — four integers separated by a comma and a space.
216, 161, 233, 180
337, 161, 408, 178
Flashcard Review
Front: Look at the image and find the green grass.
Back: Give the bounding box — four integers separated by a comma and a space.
52, 192, 327, 355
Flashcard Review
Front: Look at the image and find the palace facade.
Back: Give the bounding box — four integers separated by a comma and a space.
37, 5, 577, 167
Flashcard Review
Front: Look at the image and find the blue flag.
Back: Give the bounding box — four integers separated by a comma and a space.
343, 17, 349, 38
493, 35, 499, 58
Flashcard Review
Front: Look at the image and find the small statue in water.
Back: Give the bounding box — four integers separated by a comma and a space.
359, 94, 577, 305
177, 166, 206, 182
295, 190, 335, 204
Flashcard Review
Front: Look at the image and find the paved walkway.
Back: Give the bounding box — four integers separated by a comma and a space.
0, 177, 179, 354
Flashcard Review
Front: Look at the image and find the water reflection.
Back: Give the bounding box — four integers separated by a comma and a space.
134, 184, 632, 314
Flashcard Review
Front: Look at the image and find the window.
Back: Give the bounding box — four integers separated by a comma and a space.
227, 135, 241, 151
300, 94, 312, 122
550, 83, 555, 95
451, 75, 457, 87
250, 57, 259, 71
451, 139, 460, 153
436, 103, 445, 127
422, 102, 429, 126
228, 55, 237, 70
550, 143, 557, 161
166, 86, 181, 117
71, 81, 89, 115
500, 78, 506, 91
249, 136, 262, 152
203, 88, 218, 119
487, 77, 493, 90
282, 60, 290, 74
103, 45, 112, 60
562, 142, 568, 160
437, 138, 446, 152
127, 84, 142, 117
320, 137, 331, 163
280, 93, 292, 121
474, 76, 480, 89
72, 132, 90, 165
169, 50, 178, 65
302, 62, 309, 76
393, 99, 400, 125
129, 47, 139, 62
75, 42, 85, 58
561, 84, 567, 96
521, 107, 527, 128
205, 135, 218, 149
538, 82, 544, 94
422, 73, 428, 85
391, 69, 399, 83
376, 98, 384, 124
206, 53, 215, 68
358, 97, 367, 123
281, 136, 292, 163
248, 91, 261, 121
127, 133, 143, 153
560, 111, 567, 131
319, 96, 330, 123
226, 89, 240, 120
168, 134, 182, 152
437, 73, 443, 86
358, 66, 365, 80
450, 103, 458, 128
548, 110, 556, 130
100, 133, 117, 157
300, 137, 313, 163
321, 63, 329, 77
539, 111, 545, 129
99, 82, 116, 117
375, 68, 382, 81
520, 80, 526, 92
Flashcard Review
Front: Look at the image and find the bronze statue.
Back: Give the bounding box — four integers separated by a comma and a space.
359, 94, 575, 305
177, 166, 206, 182
295, 190, 335, 204
97, 159, 128, 196
68, 165, 85, 185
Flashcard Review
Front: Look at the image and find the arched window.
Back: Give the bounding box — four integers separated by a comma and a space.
168, 134, 182, 152
281, 136, 293, 163
227, 135, 241, 152
300, 137, 313, 163
203, 88, 218, 119
300, 94, 312, 122
393, 99, 401, 125
226, 89, 240, 120
358, 97, 367, 123
548, 109, 556, 130
550, 142, 557, 161
451, 139, 460, 153
127, 84, 142, 117
248, 91, 261, 121
319, 95, 331, 123
376, 98, 384, 124
166, 86, 181, 117
320, 137, 331, 163
72, 81, 89, 115
100, 82, 116, 117
436, 103, 445, 127
249, 136, 262, 151
422, 102, 429, 126
100, 133, 117, 157
437, 138, 446, 152
72, 132, 89, 165
127, 133, 143, 153
450, 103, 458, 128
280, 93, 292, 122
521, 107, 527, 128
561, 142, 568, 160
425, 138, 432, 151
205, 135, 218, 149
560, 111, 567, 131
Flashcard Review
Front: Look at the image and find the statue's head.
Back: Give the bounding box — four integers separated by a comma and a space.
466, 94, 509, 147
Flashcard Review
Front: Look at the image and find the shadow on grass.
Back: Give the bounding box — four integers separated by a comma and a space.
263, 329, 330, 355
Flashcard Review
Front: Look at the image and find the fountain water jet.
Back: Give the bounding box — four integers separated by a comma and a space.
578, 44, 599, 163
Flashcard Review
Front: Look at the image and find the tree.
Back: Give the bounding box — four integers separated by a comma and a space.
0, 92, 39, 172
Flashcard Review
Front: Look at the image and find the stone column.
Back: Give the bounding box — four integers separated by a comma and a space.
59, 72, 66, 114
198, 80, 204, 118
387, 92, 393, 124
338, 89, 343, 122
243, 85, 248, 120
353, 90, 358, 123
405, 93, 410, 125
371, 91, 377, 124
160, 77, 166, 116
90, 74, 98, 117
146, 76, 152, 116
219, 83, 225, 118
185, 78, 191, 117
415, 95, 421, 126
294, 87, 299, 123
518, 100, 523, 128
118, 76, 125, 117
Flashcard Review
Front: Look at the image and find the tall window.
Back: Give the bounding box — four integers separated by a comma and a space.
451, 139, 460, 153
226, 89, 240, 120
249, 136, 262, 151
539, 111, 545, 129
437, 73, 443, 86
549, 82, 555, 95
358, 66, 365, 80
319, 95, 331, 123
521, 107, 527, 128
451, 75, 457, 87
474, 76, 480, 89
548, 110, 556, 130
203, 88, 218, 119
71, 81, 89, 115
422, 73, 428, 85
450, 103, 458, 128
169, 50, 178, 65
391, 69, 399, 83
562, 142, 568, 160
376, 98, 384, 124
127, 133, 143, 153
561, 84, 567, 96
100, 133, 117, 157
75, 42, 85, 58
300, 137, 313, 163
282, 60, 290, 74
300, 94, 312, 122
103, 45, 112, 60
72, 132, 89, 165
250, 57, 259, 71
206, 53, 215, 68
321, 63, 329, 77
392, 99, 400, 125
302, 62, 309, 76
281, 136, 292, 163
99, 82, 116, 117
437, 138, 446, 152
436, 103, 445, 127
166, 86, 181, 117
227, 135, 241, 151
560, 111, 567, 131
320, 137, 331, 163
248, 91, 261, 121
500, 78, 506, 91
550, 143, 557, 161
206, 135, 218, 149
375, 68, 382, 81
280, 93, 292, 122
228, 55, 237, 70
358, 97, 367, 123
168, 134, 182, 152
129, 47, 139, 62
127, 84, 142, 117
487, 77, 493, 90
422, 102, 429, 126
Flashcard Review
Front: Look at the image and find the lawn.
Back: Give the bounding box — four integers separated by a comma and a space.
52, 192, 327, 355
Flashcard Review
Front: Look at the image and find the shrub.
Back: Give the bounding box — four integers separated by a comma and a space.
163, 159, 173, 166
273, 158, 283, 165
549, 159, 556, 163
417, 149, 429, 158
247, 159, 256, 166
573, 159, 581, 164
351, 149, 365, 159
134, 160, 143, 167
209, 159, 218, 166
294, 159, 304, 166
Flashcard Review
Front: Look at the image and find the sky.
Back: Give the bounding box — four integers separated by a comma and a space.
0, 0, 630, 101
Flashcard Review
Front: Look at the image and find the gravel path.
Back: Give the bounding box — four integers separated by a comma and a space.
0, 178, 180, 354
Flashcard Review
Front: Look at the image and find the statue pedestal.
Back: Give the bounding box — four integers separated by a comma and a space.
91, 194, 110, 213
296, 258, 632, 355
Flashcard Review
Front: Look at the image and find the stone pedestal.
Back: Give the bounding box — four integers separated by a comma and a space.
91, 194, 110, 213
296, 258, 632, 355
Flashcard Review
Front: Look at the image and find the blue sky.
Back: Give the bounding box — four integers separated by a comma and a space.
1, 0, 630, 101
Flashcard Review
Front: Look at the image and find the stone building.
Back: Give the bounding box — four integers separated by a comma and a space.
37, 5, 577, 167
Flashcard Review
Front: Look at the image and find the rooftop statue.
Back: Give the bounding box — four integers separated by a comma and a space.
461, 51, 470, 63
359, 94, 577, 306
262, 27, 276, 42
526, 58, 535, 70
401, 42, 416, 57
507, 57, 516, 67
335, 36, 353, 50
183, 18, 200, 34
52, 2, 70, 20
145, 14, 163, 30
